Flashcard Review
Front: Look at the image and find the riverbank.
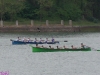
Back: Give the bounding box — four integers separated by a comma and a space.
0, 25, 100, 32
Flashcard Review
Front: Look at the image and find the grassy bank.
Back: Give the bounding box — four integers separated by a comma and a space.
2, 19, 100, 26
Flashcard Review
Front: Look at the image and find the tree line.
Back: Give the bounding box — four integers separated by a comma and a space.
0, 0, 100, 22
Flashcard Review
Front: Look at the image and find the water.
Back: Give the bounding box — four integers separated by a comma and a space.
0, 32, 100, 75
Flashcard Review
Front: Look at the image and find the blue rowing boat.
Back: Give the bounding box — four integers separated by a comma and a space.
10, 39, 59, 45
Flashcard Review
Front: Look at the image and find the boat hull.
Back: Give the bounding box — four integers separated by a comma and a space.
11, 40, 59, 45
32, 47, 91, 52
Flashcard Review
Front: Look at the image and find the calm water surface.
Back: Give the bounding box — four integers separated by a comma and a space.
0, 32, 100, 75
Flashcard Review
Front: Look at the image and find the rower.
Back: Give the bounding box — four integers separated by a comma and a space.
17, 37, 21, 41
46, 38, 49, 42
36, 44, 41, 48
40, 38, 44, 42
49, 45, 54, 49
46, 38, 48, 40
40, 38, 42, 42
27, 38, 32, 42
56, 46, 62, 49
81, 43, 85, 48
63, 45, 68, 49
22, 37, 27, 42
35, 38, 38, 42
71, 45, 77, 49
51, 37, 55, 42
41, 45, 47, 48
36, 44, 39, 47
41, 45, 44, 48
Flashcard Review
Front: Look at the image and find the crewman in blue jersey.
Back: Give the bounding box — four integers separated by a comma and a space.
51, 37, 55, 42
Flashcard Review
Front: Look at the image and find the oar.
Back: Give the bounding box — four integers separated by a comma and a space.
58, 40, 68, 42
90, 47, 98, 51
64, 40, 68, 42
10, 39, 13, 41
97, 50, 100, 51
29, 44, 33, 47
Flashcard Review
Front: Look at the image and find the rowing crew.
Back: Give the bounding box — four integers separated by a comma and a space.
35, 38, 55, 42
17, 37, 33, 42
17, 37, 55, 42
36, 43, 86, 49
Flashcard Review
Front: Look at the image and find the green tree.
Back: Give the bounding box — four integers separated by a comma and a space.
1, 0, 100, 21
93, 0, 100, 19
50, 0, 82, 20
37, 0, 53, 20
0, 0, 25, 20
18, 0, 39, 19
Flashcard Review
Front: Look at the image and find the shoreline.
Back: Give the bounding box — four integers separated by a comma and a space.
0, 25, 100, 32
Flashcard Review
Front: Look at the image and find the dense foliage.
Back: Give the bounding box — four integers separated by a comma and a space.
0, 0, 99, 21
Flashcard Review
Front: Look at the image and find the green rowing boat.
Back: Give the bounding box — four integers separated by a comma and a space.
31, 46, 91, 52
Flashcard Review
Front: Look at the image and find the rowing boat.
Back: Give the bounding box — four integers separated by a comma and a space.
31, 46, 91, 52
10, 39, 59, 45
